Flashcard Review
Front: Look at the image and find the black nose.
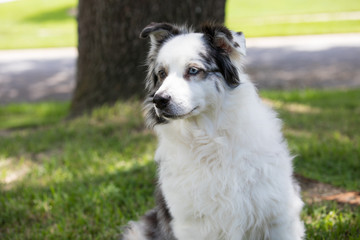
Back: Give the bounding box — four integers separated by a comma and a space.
153, 93, 171, 110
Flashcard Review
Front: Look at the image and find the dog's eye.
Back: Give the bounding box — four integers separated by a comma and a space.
188, 67, 200, 75
158, 70, 167, 80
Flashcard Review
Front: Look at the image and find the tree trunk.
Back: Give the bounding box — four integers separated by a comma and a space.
71, 0, 226, 116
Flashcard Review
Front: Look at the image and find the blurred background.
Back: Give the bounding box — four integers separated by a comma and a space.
0, 0, 359, 239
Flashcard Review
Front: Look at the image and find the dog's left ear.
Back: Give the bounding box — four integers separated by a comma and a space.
201, 24, 246, 88
140, 22, 181, 44
201, 24, 246, 57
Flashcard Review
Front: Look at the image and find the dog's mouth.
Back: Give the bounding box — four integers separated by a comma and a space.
157, 106, 199, 120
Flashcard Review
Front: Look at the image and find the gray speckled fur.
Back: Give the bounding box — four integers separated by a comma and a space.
121, 187, 176, 240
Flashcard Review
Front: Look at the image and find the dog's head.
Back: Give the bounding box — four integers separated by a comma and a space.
140, 22, 246, 127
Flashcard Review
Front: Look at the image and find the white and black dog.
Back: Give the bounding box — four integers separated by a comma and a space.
121, 22, 305, 240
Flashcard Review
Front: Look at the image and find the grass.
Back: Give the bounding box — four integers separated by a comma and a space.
0, 101, 156, 239
0, 88, 359, 239
225, 0, 360, 36
0, 102, 70, 130
0, 0, 360, 49
303, 202, 360, 239
0, 0, 77, 49
261, 89, 360, 190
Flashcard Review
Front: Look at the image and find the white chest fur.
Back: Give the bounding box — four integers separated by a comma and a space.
155, 123, 289, 239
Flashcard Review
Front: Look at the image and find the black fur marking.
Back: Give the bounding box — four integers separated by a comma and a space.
201, 40, 240, 88
201, 23, 233, 42
121, 186, 175, 240
200, 23, 240, 88
150, 70, 159, 89
142, 210, 158, 239
153, 186, 175, 239
140, 22, 180, 39
143, 186, 176, 240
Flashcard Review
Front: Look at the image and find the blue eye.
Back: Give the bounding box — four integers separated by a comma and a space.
188, 67, 199, 75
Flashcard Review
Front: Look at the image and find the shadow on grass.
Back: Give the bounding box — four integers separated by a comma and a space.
0, 101, 157, 238
22, 5, 76, 23
0, 163, 156, 239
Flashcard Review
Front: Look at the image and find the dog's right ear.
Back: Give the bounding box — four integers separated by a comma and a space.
140, 22, 180, 44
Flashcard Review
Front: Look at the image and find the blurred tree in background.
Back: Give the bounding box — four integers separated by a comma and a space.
71, 0, 226, 116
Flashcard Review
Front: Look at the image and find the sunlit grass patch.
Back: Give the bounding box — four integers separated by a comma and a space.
0, 0, 77, 49
0, 102, 70, 130
0, 156, 33, 185
1, 0, 360, 49
226, 0, 360, 36
263, 99, 322, 114
303, 202, 360, 239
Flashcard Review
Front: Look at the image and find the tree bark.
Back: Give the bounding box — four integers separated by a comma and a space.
71, 0, 226, 116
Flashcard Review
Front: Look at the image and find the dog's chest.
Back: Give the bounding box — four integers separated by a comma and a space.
155, 129, 251, 237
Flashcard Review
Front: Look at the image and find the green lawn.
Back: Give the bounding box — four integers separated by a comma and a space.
226, 0, 360, 36
0, 89, 359, 239
0, 0, 360, 49
261, 89, 360, 190
0, 0, 77, 49
0, 102, 70, 130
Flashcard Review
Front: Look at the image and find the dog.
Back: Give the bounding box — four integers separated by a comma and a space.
121, 22, 305, 240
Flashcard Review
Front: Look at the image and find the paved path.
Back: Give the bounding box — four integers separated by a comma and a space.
0, 33, 360, 104
246, 33, 360, 89
0, 48, 76, 104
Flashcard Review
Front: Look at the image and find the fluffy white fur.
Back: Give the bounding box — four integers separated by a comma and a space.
123, 23, 305, 240
154, 81, 304, 239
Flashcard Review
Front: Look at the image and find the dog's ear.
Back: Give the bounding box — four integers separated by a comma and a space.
140, 23, 181, 92
201, 24, 246, 57
201, 24, 245, 88
140, 22, 181, 44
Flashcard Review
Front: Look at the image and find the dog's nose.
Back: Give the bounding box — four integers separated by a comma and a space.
153, 93, 171, 110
